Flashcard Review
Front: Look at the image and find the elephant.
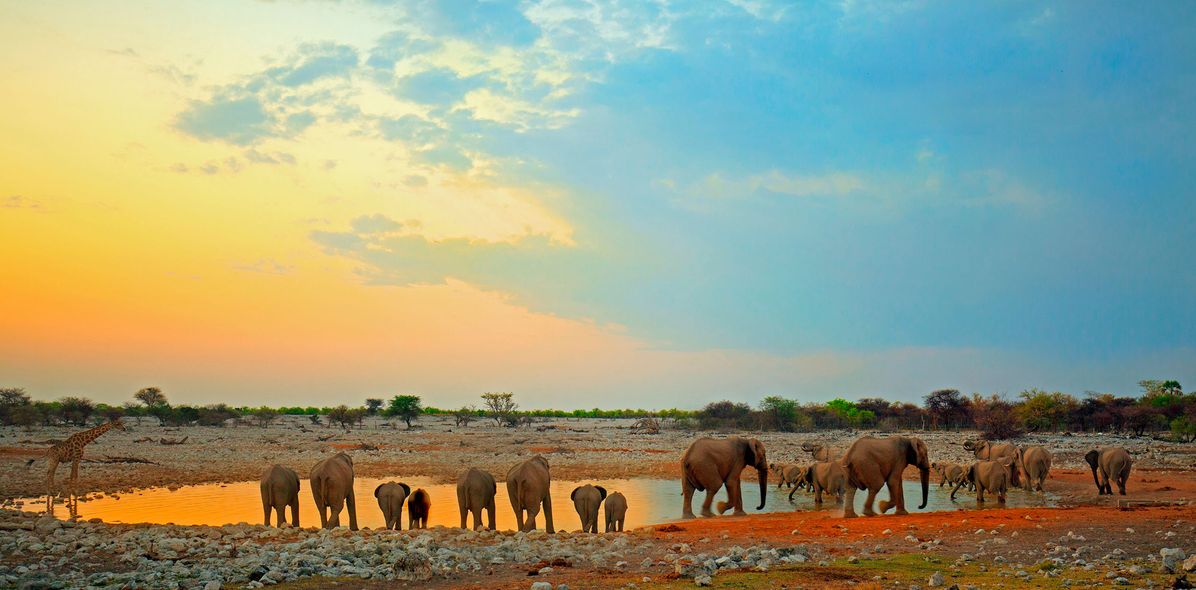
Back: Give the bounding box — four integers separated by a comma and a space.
309, 452, 358, 530
373, 481, 410, 530
1017, 446, 1053, 492
931, 462, 969, 490
260, 464, 300, 528
570, 484, 607, 533
681, 436, 768, 518
801, 442, 840, 462
604, 491, 628, 532
840, 436, 930, 518
507, 455, 555, 533
456, 467, 497, 530
770, 463, 804, 489
964, 439, 1021, 488
408, 488, 431, 529
952, 460, 1009, 503
795, 461, 846, 504
1085, 447, 1132, 495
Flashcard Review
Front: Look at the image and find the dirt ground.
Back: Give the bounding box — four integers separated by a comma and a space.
2, 417, 1194, 589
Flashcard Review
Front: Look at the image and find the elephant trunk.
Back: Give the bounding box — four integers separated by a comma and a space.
756, 467, 768, 510
918, 467, 929, 510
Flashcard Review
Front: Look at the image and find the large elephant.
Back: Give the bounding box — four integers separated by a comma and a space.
964, 439, 1021, 488
801, 442, 840, 462
260, 464, 300, 528
1085, 447, 1132, 495
798, 461, 846, 505
408, 489, 431, 529
507, 455, 555, 532
952, 460, 1009, 503
309, 452, 358, 530
681, 436, 768, 518
841, 436, 930, 518
604, 491, 628, 532
373, 481, 410, 530
570, 484, 607, 533
456, 467, 497, 530
1018, 446, 1052, 492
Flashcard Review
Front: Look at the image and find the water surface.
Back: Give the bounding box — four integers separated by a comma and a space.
19, 477, 1055, 530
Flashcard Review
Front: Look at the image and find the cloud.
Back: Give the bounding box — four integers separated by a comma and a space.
397, 68, 487, 105
273, 43, 358, 87
349, 213, 403, 234
233, 258, 295, 276
1, 195, 45, 210
175, 96, 273, 145
688, 170, 868, 200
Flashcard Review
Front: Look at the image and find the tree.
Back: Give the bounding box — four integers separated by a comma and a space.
454, 405, 477, 427
970, 394, 1022, 439
252, 407, 279, 428
696, 400, 751, 430
365, 398, 383, 416
759, 396, 801, 431
58, 397, 95, 426
384, 395, 423, 428
481, 392, 518, 426
1015, 389, 1078, 432
134, 387, 168, 408
327, 405, 363, 430
0, 387, 32, 426
924, 389, 969, 430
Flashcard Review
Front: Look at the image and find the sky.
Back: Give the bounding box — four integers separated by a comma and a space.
1, 0, 1193, 409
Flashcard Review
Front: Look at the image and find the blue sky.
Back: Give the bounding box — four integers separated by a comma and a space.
3, 0, 1193, 406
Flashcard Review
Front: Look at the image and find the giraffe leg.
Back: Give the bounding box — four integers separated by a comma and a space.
46, 457, 60, 492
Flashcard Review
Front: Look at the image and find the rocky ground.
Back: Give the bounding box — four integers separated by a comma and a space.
1, 418, 1195, 589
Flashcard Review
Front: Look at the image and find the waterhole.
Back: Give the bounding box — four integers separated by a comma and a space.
18, 478, 1055, 530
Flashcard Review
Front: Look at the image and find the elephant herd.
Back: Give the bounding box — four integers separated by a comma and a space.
258, 453, 629, 533
684, 435, 1134, 520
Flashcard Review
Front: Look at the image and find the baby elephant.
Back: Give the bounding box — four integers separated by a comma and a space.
770, 463, 804, 490
604, 491, 628, 532
260, 464, 300, 527
374, 482, 410, 530
800, 461, 846, 505
571, 484, 607, 533
1085, 447, 1132, 495
408, 488, 431, 529
953, 460, 1008, 504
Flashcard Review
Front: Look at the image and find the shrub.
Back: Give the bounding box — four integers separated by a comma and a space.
970, 394, 1023, 439
384, 395, 423, 428
696, 400, 752, 430
58, 397, 95, 426
481, 392, 518, 427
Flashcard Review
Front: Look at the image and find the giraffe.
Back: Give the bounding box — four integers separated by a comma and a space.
26, 419, 126, 490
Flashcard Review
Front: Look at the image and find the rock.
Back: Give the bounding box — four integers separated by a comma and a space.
203, 582, 221, 590
929, 571, 945, 587
1184, 555, 1196, 573
530, 583, 553, 590
694, 574, 712, 587
393, 552, 433, 582
1162, 548, 1186, 573
247, 566, 268, 582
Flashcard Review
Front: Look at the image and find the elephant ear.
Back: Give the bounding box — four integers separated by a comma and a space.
374, 484, 385, 498
1084, 450, 1100, 469
747, 438, 767, 468
596, 486, 607, 501
399, 482, 411, 496
571, 486, 582, 501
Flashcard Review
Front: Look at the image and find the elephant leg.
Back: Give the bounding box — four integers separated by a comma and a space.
813, 482, 823, 505
1116, 473, 1127, 496
486, 498, 496, 530
290, 498, 300, 528
263, 500, 272, 527
459, 502, 468, 529
543, 493, 555, 534
524, 502, 540, 532
861, 486, 879, 517
788, 485, 798, 501
843, 485, 858, 518
700, 485, 719, 518
877, 475, 900, 514
977, 485, 985, 503
681, 479, 698, 519
328, 496, 344, 528
618, 518, 624, 532
275, 506, 285, 527
950, 480, 964, 501
510, 494, 525, 531
346, 489, 358, 531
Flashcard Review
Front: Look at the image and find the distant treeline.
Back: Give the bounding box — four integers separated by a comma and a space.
1, 380, 1193, 442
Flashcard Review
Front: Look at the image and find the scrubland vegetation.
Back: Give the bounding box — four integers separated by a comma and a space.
1, 379, 1193, 442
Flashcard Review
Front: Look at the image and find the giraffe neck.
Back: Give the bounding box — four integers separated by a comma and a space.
73, 421, 115, 446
